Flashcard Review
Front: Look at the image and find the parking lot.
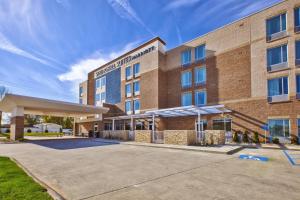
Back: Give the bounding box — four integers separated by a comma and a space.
0, 138, 299, 200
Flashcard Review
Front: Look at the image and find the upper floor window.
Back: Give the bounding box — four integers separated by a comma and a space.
125, 101, 131, 114
195, 90, 206, 106
79, 98, 83, 104
268, 119, 290, 138
133, 63, 140, 77
126, 66, 132, 80
194, 67, 206, 86
96, 76, 106, 89
295, 7, 300, 29
181, 49, 191, 66
95, 93, 101, 102
100, 92, 106, 103
125, 83, 131, 97
296, 41, 300, 62
268, 76, 288, 97
266, 13, 286, 37
267, 44, 287, 69
195, 44, 206, 61
133, 81, 140, 95
133, 99, 140, 113
181, 92, 192, 106
181, 71, 192, 88
296, 74, 300, 94
79, 86, 83, 97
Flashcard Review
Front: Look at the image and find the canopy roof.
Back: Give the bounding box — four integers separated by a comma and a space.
105, 105, 231, 120
0, 94, 109, 117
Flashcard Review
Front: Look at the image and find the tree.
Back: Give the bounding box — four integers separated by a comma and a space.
41, 116, 73, 129
24, 115, 41, 126
0, 86, 8, 128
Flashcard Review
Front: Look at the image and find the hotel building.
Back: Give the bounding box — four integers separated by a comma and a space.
76, 0, 300, 143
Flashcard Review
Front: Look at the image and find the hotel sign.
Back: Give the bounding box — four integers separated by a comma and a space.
94, 45, 156, 78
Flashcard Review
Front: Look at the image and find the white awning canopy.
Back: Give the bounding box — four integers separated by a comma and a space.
145, 105, 231, 117
0, 94, 109, 117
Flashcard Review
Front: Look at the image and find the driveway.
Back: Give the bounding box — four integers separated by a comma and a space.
0, 139, 299, 200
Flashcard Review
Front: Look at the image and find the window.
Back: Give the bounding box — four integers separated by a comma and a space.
100, 92, 106, 102
181, 92, 192, 106
125, 101, 131, 114
213, 119, 232, 132
295, 7, 300, 28
181, 71, 192, 88
266, 13, 286, 36
181, 49, 191, 65
79, 87, 83, 97
133, 81, 140, 95
296, 41, 300, 61
194, 67, 206, 85
125, 83, 131, 97
267, 44, 287, 67
298, 119, 300, 139
133, 63, 140, 77
195, 90, 207, 106
195, 44, 206, 61
296, 74, 300, 94
126, 66, 132, 80
268, 119, 290, 138
95, 93, 100, 102
96, 76, 106, 89
195, 120, 208, 131
267, 76, 288, 97
134, 99, 140, 113
104, 123, 112, 130
79, 98, 83, 104
96, 79, 100, 88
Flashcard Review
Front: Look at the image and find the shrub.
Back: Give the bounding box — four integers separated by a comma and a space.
253, 132, 260, 144
291, 135, 299, 145
5, 129, 10, 133
59, 128, 63, 133
27, 129, 32, 133
233, 131, 239, 143
272, 137, 280, 144
242, 131, 250, 143
45, 129, 49, 133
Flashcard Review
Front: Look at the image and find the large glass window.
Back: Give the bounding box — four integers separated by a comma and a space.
100, 92, 106, 102
268, 119, 290, 138
125, 83, 131, 97
126, 66, 132, 80
195, 44, 206, 61
213, 119, 232, 132
125, 101, 131, 114
267, 44, 287, 66
134, 99, 140, 113
295, 7, 300, 27
195, 90, 207, 106
267, 77, 288, 97
95, 93, 101, 102
296, 41, 300, 60
181, 92, 192, 106
194, 67, 206, 85
133, 81, 140, 95
181, 71, 192, 88
133, 63, 140, 77
266, 13, 286, 36
96, 76, 106, 89
181, 49, 191, 65
297, 75, 300, 94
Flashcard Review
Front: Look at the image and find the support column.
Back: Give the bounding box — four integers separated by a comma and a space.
112, 119, 115, 131
152, 115, 155, 142
10, 106, 24, 141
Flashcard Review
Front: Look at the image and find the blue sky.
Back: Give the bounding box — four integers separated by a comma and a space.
0, 0, 282, 103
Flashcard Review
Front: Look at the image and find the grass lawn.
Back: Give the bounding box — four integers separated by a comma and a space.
25, 132, 63, 137
0, 157, 52, 200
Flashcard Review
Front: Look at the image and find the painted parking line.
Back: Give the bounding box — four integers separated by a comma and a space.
283, 150, 300, 166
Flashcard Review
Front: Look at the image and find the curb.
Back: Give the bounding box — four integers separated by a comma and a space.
10, 157, 66, 200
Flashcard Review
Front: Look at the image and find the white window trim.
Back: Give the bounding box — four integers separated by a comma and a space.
133, 99, 140, 114
194, 66, 206, 85
181, 92, 192, 106
195, 44, 206, 61
181, 70, 192, 88
195, 90, 207, 106
125, 101, 132, 115
266, 12, 287, 36
268, 118, 291, 138
125, 83, 131, 97
267, 76, 289, 98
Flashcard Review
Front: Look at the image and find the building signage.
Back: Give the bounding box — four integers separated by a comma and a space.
95, 46, 156, 78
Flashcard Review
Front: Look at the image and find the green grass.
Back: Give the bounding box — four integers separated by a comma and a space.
25, 132, 63, 137
0, 133, 8, 137
0, 157, 52, 200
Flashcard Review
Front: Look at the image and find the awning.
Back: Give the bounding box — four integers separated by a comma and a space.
0, 94, 109, 117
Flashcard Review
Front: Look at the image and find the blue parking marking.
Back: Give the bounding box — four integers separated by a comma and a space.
283, 151, 300, 166
239, 154, 269, 162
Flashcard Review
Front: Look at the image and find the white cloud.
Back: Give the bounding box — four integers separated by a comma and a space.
164, 0, 201, 11
106, 0, 154, 35
58, 40, 141, 96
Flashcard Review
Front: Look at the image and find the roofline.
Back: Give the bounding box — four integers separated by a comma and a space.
90, 37, 166, 74
167, 0, 284, 52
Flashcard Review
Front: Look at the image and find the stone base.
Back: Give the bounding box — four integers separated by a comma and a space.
164, 130, 196, 145
135, 130, 152, 143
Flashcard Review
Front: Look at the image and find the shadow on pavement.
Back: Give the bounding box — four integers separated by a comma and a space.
26, 138, 120, 150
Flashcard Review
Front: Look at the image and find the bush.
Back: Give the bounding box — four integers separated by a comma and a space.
45, 129, 49, 133
233, 131, 240, 143
272, 137, 280, 144
291, 135, 299, 145
5, 129, 10, 133
243, 131, 250, 143
27, 129, 32, 133
253, 132, 260, 144
59, 128, 63, 133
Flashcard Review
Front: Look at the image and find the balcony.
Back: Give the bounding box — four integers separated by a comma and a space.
268, 94, 289, 103
267, 62, 288, 72
266, 30, 287, 42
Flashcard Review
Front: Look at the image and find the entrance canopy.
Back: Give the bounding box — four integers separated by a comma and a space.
145, 105, 231, 117
0, 94, 109, 117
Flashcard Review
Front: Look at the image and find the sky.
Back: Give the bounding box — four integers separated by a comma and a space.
0, 0, 283, 106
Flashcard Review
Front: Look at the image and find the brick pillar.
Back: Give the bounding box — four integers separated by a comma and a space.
10, 107, 24, 141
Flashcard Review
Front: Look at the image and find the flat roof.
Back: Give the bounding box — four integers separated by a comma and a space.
0, 94, 109, 117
